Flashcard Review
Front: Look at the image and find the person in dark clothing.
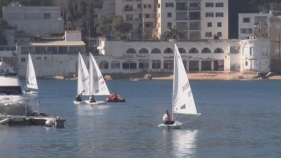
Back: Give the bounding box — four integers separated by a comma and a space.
89, 95, 96, 103
75, 93, 82, 101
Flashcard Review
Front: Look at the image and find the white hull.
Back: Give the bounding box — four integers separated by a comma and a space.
158, 121, 183, 129
22, 90, 38, 94
73, 100, 105, 105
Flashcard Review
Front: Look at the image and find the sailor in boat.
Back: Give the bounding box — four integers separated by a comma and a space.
89, 94, 96, 103
163, 110, 175, 125
112, 90, 118, 101
75, 92, 83, 102
24, 87, 30, 93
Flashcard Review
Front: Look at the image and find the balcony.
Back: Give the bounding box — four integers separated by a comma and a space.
176, 17, 188, 21
189, 7, 200, 10
189, 26, 201, 30
123, 0, 142, 2
176, 6, 188, 11
123, 8, 142, 12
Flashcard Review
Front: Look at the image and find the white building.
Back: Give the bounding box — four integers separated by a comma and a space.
95, 38, 271, 74
156, 0, 228, 39
238, 13, 271, 39
13, 37, 272, 77
16, 31, 85, 77
3, 3, 64, 36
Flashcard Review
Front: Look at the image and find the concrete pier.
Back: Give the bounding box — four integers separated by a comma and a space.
0, 115, 66, 128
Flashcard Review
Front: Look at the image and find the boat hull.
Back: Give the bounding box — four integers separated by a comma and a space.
22, 90, 38, 94
73, 100, 105, 105
0, 104, 33, 116
158, 121, 183, 129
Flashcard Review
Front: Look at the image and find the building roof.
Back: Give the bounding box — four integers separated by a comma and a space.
65, 30, 81, 33
20, 41, 85, 46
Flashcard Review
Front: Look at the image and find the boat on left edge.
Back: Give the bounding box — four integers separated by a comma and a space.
0, 62, 65, 127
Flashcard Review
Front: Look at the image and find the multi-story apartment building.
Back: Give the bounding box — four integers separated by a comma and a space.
95, 0, 157, 40
156, 0, 228, 40
238, 13, 271, 39
2, 2, 64, 36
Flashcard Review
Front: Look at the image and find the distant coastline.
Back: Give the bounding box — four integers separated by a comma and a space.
19, 72, 281, 81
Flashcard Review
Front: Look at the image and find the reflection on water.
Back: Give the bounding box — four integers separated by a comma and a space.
162, 129, 198, 157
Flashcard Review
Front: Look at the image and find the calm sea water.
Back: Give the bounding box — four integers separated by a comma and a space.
1, 80, 281, 158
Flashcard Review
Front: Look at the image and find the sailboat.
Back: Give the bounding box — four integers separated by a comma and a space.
84, 53, 110, 105
158, 44, 201, 129
23, 53, 38, 94
73, 53, 109, 105
73, 53, 90, 105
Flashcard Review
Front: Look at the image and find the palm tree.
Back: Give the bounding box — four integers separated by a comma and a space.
160, 25, 184, 41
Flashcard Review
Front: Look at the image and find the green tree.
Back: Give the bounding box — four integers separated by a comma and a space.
160, 26, 184, 41
142, 29, 152, 40
97, 14, 132, 38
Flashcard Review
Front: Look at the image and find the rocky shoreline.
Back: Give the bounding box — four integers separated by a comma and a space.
25, 71, 281, 81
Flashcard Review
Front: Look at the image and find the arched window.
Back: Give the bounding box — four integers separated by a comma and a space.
164, 48, 173, 54
139, 48, 149, 54
214, 48, 224, 53
111, 61, 120, 69
122, 61, 137, 69
178, 48, 186, 53
126, 48, 136, 54
99, 61, 109, 69
189, 48, 199, 53
151, 48, 161, 54
201, 48, 211, 53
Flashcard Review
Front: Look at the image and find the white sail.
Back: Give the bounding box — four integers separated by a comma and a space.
89, 53, 110, 96
172, 44, 198, 115
77, 53, 90, 96
26, 53, 38, 90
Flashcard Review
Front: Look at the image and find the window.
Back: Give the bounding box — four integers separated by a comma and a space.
139, 62, 149, 69
152, 60, 161, 69
145, 14, 150, 18
164, 48, 173, 53
24, 12, 41, 20
164, 60, 173, 69
7, 12, 21, 20
215, 3, 223, 7
36, 57, 41, 60
99, 61, 109, 69
205, 32, 212, 37
216, 13, 224, 17
166, 3, 174, 7
148, 4, 151, 8
240, 28, 246, 33
206, 12, 214, 17
151, 48, 161, 54
217, 32, 222, 37
143, 4, 147, 8
21, 58, 26, 62
138, 4, 141, 8
217, 22, 222, 27
158, 3, 160, 8
43, 13, 51, 19
122, 61, 137, 69
206, 3, 213, 7
145, 23, 150, 28
243, 18, 250, 23
167, 12, 172, 17
111, 61, 120, 69
245, 61, 248, 66
250, 47, 253, 55
246, 28, 252, 33
167, 22, 172, 28
202, 48, 211, 53
189, 48, 199, 53
207, 22, 212, 27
